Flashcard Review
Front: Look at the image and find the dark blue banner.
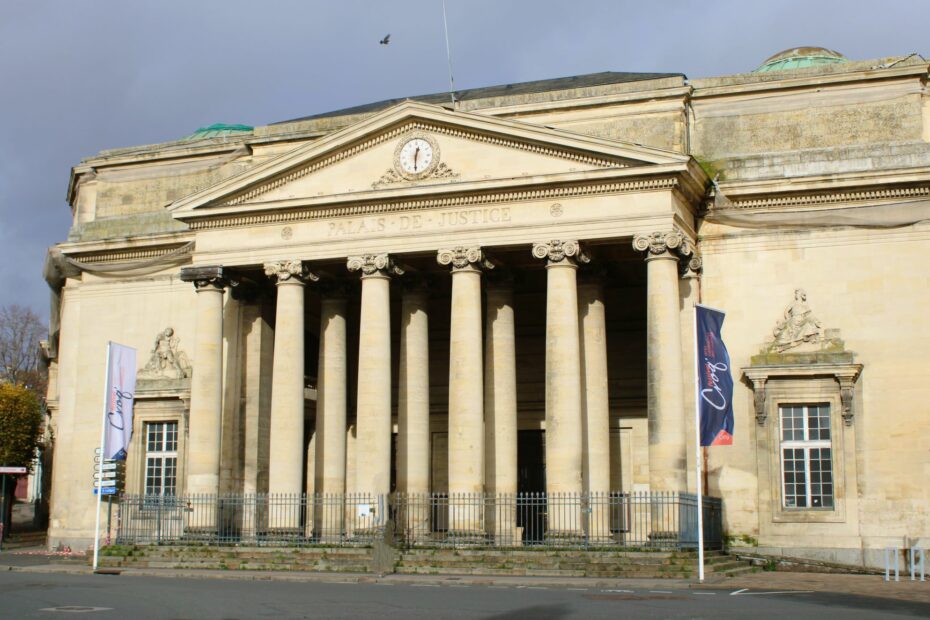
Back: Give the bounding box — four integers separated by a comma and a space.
696, 305, 734, 446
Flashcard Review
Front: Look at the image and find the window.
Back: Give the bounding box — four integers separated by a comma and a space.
145, 421, 178, 496
780, 404, 833, 509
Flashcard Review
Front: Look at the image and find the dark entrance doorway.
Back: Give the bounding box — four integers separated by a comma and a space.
517, 430, 546, 543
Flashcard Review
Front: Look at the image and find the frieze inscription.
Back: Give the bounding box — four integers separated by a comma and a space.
327, 206, 512, 238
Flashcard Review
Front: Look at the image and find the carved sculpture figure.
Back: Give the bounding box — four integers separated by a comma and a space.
772, 289, 822, 352
139, 327, 192, 380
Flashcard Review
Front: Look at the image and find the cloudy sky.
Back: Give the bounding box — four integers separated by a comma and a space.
1, 0, 927, 320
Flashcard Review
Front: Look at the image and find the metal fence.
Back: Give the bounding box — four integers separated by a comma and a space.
116, 491, 722, 550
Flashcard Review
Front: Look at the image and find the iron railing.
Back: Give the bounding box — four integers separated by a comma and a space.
116, 491, 722, 550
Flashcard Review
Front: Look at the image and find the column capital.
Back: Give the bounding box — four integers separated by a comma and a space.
532, 240, 590, 267
347, 253, 404, 278
180, 265, 237, 291
264, 259, 319, 284
632, 231, 694, 262
437, 247, 494, 272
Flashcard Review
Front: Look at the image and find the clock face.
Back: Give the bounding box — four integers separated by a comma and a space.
398, 138, 434, 174
393, 133, 441, 180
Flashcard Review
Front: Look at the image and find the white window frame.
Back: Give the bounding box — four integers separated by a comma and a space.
778, 404, 834, 510
144, 421, 179, 497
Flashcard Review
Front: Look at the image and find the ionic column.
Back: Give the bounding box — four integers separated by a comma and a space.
484, 276, 518, 544
180, 266, 234, 498
578, 279, 611, 540
533, 240, 587, 537
315, 293, 348, 496
397, 282, 430, 540
314, 290, 348, 541
397, 283, 430, 494
264, 260, 316, 530
632, 231, 692, 492
347, 254, 401, 528
438, 247, 492, 535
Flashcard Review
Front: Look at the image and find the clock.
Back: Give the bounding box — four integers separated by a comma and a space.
393, 133, 440, 180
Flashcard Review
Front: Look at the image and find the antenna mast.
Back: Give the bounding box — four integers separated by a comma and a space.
441, 0, 456, 108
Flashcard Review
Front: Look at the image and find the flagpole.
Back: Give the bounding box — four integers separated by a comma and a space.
92, 342, 112, 572
692, 305, 705, 582
441, 0, 456, 108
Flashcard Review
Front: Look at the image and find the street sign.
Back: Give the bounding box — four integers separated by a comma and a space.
94, 480, 117, 488
93, 473, 117, 482
0, 467, 27, 474
94, 488, 117, 496
96, 463, 118, 472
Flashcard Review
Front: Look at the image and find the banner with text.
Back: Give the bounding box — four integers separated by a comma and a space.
104, 342, 137, 460
696, 305, 734, 446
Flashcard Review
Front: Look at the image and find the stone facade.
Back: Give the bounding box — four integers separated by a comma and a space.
44, 50, 930, 568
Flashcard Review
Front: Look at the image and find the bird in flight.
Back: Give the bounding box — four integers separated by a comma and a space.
380, 34, 391, 45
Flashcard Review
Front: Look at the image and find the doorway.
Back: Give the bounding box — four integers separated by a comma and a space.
517, 430, 546, 543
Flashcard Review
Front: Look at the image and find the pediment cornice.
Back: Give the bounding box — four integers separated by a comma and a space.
169, 100, 693, 223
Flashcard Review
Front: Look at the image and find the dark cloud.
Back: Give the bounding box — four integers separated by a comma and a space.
1, 0, 926, 319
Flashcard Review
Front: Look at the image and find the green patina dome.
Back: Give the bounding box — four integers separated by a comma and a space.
183, 123, 254, 140
753, 46, 848, 73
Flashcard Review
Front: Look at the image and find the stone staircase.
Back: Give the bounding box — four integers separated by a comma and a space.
395, 548, 751, 578
96, 544, 753, 578
96, 545, 372, 573
1, 529, 47, 550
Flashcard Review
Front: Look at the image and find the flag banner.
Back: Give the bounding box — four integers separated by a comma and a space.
104, 342, 137, 460
696, 305, 734, 446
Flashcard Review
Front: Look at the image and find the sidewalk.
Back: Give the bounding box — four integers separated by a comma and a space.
2, 550, 928, 605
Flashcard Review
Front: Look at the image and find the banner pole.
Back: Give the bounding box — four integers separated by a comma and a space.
92, 342, 112, 572
692, 305, 705, 582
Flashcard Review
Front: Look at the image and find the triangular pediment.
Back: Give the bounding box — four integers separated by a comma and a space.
171, 100, 689, 217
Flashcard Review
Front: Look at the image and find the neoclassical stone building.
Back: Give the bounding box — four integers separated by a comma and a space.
44, 48, 930, 567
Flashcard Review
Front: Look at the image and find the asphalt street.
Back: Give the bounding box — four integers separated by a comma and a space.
1, 572, 929, 619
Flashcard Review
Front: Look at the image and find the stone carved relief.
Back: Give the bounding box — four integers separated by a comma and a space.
138, 328, 192, 380
371, 162, 459, 189
532, 240, 590, 265
263, 259, 319, 283
746, 288, 861, 427
437, 247, 494, 271
347, 254, 404, 277
767, 289, 823, 353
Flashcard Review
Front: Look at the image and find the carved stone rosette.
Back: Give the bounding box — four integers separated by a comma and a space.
531, 240, 590, 266
632, 231, 694, 262
179, 265, 237, 291
347, 253, 404, 278
437, 247, 494, 272
263, 259, 319, 284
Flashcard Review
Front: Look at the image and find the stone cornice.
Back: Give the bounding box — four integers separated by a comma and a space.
709, 167, 930, 212
66, 244, 192, 265
183, 170, 685, 231
57, 232, 195, 258
690, 62, 928, 100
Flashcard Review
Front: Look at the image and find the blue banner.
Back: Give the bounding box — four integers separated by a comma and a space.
696, 305, 734, 446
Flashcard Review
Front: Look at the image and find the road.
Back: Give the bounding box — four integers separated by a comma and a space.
1, 572, 928, 619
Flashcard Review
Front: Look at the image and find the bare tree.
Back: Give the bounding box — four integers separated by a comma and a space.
0, 304, 47, 395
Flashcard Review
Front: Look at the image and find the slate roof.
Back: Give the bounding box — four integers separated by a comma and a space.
274, 71, 683, 125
